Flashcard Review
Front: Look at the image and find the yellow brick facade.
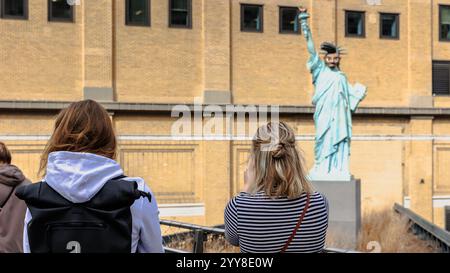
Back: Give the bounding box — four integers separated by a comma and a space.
1, 0, 450, 229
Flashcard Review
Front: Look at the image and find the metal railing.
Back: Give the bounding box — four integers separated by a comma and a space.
394, 203, 450, 253
161, 220, 238, 253
161, 219, 355, 253
162, 205, 450, 253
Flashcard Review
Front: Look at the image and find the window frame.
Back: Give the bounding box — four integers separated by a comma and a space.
345, 10, 365, 38
279, 6, 300, 34
379, 12, 400, 40
439, 4, 450, 42
432, 60, 450, 96
240, 3, 263, 33
0, 0, 28, 20
125, 0, 150, 27
168, 0, 192, 29
48, 0, 75, 23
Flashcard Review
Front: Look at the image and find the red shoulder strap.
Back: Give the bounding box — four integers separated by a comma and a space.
281, 193, 310, 253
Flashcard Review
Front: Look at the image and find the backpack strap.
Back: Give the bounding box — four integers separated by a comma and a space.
280, 193, 310, 253
0, 185, 16, 209
111, 175, 151, 203
112, 175, 127, 180
137, 191, 151, 203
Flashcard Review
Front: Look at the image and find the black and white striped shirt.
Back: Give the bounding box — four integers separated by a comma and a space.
224, 191, 329, 253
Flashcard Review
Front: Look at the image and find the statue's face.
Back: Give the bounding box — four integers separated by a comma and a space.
324, 53, 340, 69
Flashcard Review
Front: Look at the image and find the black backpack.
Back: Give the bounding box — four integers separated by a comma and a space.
15, 176, 151, 253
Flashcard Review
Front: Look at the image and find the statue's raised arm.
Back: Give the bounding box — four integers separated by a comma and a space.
298, 8, 316, 57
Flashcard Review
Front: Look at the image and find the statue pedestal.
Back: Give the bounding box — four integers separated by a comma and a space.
311, 178, 361, 250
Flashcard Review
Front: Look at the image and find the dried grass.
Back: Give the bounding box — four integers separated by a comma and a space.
325, 209, 439, 252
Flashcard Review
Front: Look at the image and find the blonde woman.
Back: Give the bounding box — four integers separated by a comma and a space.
224, 122, 329, 253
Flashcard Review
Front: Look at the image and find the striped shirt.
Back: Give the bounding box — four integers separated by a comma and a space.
224, 191, 329, 253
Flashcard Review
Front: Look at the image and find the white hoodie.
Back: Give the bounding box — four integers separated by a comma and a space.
23, 151, 164, 253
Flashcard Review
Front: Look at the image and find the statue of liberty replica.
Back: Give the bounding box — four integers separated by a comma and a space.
299, 8, 367, 181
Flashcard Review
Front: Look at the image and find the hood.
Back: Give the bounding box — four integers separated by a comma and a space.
44, 151, 124, 203
0, 164, 26, 187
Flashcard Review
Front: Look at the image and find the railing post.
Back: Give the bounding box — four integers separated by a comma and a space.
193, 230, 205, 253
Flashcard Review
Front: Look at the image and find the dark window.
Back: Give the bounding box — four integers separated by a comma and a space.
440, 5, 450, 41
169, 0, 191, 28
48, 0, 74, 22
241, 4, 263, 32
126, 0, 150, 26
380, 13, 399, 39
345, 10, 365, 37
1, 0, 28, 19
279, 7, 299, 34
433, 61, 450, 95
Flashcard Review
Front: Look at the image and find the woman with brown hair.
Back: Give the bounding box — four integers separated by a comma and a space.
224, 122, 329, 253
17, 100, 163, 253
0, 142, 31, 253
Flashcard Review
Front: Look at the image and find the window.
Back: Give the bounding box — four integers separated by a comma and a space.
48, 0, 74, 22
380, 13, 399, 39
433, 61, 450, 95
126, 0, 150, 26
1, 0, 28, 19
241, 4, 263, 32
279, 6, 299, 34
345, 11, 365, 37
440, 5, 450, 41
169, 0, 191, 28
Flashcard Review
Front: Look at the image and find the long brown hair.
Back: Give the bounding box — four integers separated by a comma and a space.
39, 100, 117, 176
0, 141, 12, 164
247, 121, 313, 198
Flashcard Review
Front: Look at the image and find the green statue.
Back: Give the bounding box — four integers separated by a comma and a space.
299, 8, 367, 181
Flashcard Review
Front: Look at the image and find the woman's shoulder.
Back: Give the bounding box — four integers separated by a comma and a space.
234, 191, 272, 201
125, 178, 160, 227
121, 176, 149, 192
226, 191, 267, 209
310, 191, 326, 199
121, 176, 157, 209
229, 191, 329, 208
308, 191, 329, 209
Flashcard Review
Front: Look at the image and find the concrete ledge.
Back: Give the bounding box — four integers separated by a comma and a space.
3, 100, 450, 116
